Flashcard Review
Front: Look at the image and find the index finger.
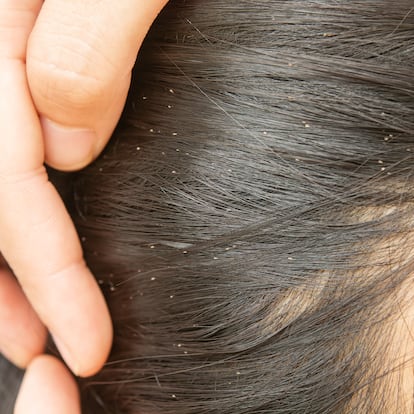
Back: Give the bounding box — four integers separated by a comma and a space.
0, 0, 112, 376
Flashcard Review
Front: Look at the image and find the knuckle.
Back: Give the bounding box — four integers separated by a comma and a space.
28, 42, 109, 111
0, 166, 46, 187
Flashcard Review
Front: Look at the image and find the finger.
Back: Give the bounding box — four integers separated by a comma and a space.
0, 0, 47, 369
14, 355, 81, 414
0, 266, 46, 368
0, 4, 112, 376
0, 0, 43, 60
27, 0, 169, 171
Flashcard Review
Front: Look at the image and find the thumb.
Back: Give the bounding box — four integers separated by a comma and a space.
27, 0, 168, 171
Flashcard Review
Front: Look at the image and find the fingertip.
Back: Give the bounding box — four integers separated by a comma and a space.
1, 334, 46, 370
52, 308, 113, 378
0, 316, 47, 371
14, 355, 81, 414
42, 263, 113, 378
77, 307, 113, 378
27, 0, 162, 172
41, 117, 97, 171
0, 269, 47, 369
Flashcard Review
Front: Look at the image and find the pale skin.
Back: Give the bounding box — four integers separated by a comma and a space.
0, 0, 168, 412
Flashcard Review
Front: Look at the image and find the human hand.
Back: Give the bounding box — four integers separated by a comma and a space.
0, 0, 168, 412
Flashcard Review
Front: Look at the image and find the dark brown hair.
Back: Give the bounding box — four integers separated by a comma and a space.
3, 0, 414, 412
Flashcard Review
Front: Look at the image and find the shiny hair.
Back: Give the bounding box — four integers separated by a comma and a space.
4, 0, 414, 412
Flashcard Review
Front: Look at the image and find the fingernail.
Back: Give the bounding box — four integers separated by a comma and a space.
41, 117, 97, 171
52, 335, 80, 376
